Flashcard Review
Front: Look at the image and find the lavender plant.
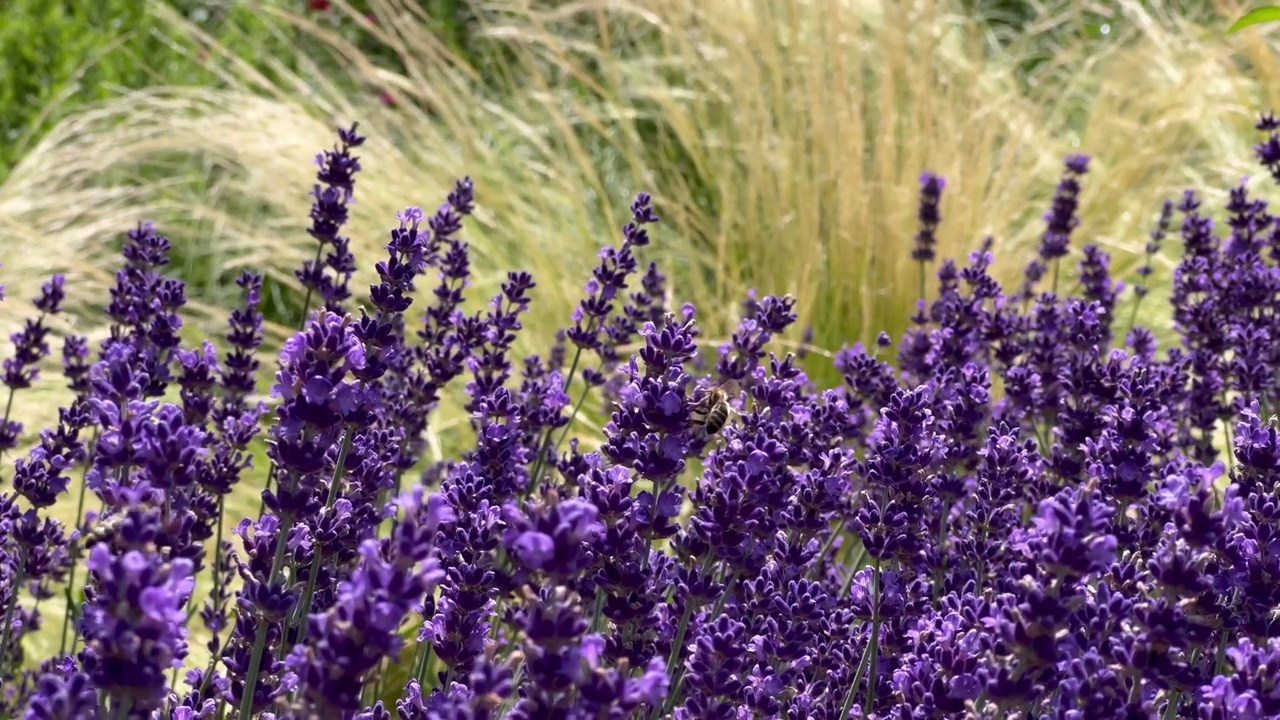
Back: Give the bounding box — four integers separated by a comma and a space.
9, 112, 1280, 720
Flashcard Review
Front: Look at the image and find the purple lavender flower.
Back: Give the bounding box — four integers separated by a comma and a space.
389, 180, 476, 475
11, 403, 89, 509
1197, 638, 1280, 716
410, 179, 479, 420
1, 275, 66, 453
1022, 154, 1090, 300
576, 641, 668, 716
602, 311, 701, 489
714, 293, 798, 386
78, 529, 194, 714
1255, 112, 1280, 184
217, 271, 265, 410
565, 194, 656, 355
464, 272, 536, 419
1077, 244, 1123, 340
265, 310, 369, 503
222, 515, 299, 716
502, 494, 603, 583
103, 222, 187, 398
287, 488, 451, 714
61, 335, 91, 400
22, 663, 97, 720
297, 123, 364, 319
912, 171, 946, 265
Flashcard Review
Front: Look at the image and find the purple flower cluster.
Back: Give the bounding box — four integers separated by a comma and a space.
12, 113, 1280, 720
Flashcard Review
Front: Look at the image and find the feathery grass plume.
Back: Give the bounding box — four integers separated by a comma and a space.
2, 0, 1276, 412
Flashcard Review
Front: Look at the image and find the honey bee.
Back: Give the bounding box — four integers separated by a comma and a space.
76, 512, 128, 550
688, 379, 741, 436
75, 504, 164, 553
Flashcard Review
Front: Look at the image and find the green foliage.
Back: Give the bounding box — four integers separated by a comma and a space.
962, 0, 1222, 86
0, 0, 531, 324
1228, 6, 1280, 35
0, 0, 286, 182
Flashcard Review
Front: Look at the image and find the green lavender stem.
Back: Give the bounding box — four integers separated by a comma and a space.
59, 431, 98, 656
528, 345, 585, 491
0, 561, 26, 677
290, 430, 355, 645
838, 559, 883, 720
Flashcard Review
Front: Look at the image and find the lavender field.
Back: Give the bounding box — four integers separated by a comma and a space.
5, 1, 1280, 718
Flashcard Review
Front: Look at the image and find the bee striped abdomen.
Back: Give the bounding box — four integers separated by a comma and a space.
688, 381, 737, 436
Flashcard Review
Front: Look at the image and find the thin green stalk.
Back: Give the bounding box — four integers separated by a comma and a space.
289, 430, 355, 645
528, 346, 585, 491
932, 501, 951, 603
360, 671, 374, 709
372, 655, 391, 703
1213, 632, 1229, 676
212, 495, 226, 607
1031, 418, 1050, 456
197, 498, 229, 700
0, 385, 16, 466
1127, 293, 1143, 339
655, 556, 721, 718
255, 461, 278, 521
654, 601, 695, 719
297, 243, 325, 331
838, 544, 869, 600
838, 560, 883, 720
1224, 418, 1236, 471
0, 561, 26, 677
1126, 668, 1145, 706
588, 587, 606, 632
707, 574, 737, 619
386, 468, 409, 537
548, 376, 596, 467
237, 499, 297, 720
813, 519, 846, 575
866, 607, 882, 713
639, 479, 670, 573
414, 641, 434, 688
1162, 647, 1202, 720
496, 665, 525, 717
838, 632, 873, 720
59, 431, 98, 656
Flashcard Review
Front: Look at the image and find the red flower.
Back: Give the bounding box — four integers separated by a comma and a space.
308, 0, 331, 11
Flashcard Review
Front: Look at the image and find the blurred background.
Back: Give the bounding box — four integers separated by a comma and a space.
0, 0, 1276, 446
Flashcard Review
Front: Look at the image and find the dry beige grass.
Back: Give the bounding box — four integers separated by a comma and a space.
1, 0, 1280, 673
2, 2, 1277, 386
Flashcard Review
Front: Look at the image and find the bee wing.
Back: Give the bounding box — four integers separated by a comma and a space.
720, 379, 744, 413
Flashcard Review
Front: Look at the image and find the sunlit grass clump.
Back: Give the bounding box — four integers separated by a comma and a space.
4, 1, 1280, 387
